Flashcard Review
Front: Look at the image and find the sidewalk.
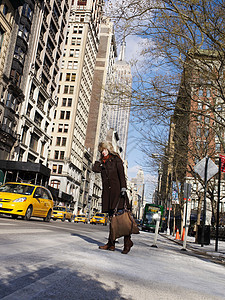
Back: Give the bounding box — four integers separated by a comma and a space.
160, 232, 225, 263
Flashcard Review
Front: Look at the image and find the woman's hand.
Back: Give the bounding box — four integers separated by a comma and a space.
120, 187, 126, 197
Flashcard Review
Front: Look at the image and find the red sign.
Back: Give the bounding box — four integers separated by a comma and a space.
220, 154, 225, 173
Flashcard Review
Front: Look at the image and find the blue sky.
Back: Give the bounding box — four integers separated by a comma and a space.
118, 36, 158, 201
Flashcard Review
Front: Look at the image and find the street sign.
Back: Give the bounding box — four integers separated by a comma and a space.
172, 181, 180, 204
194, 157, 218, 181
220, 154, 225, 173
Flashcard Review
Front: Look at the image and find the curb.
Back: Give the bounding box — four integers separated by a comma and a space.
160, 233, 225, 265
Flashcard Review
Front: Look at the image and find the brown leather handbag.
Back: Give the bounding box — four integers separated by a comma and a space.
110, 198, 140, 241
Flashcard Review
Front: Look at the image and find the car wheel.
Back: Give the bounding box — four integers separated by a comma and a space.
62, 215, 66, 222
11, 215, 18, 219
68, 217, 72, 222
43, 209, 52, 222
24, 206, 33, 221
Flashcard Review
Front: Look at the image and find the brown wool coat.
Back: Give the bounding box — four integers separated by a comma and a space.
92, 154, 130, 213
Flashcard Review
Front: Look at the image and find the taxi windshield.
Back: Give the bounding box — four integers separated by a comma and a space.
95, 213, 105, 217
0, 184, 35, 195
54, 207, 66, 211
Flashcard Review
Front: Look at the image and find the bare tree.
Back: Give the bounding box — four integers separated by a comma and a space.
104, 0, 225, 231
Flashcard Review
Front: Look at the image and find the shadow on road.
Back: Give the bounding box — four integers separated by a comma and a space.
0, 264, 130, 299
71, 233, 102, 246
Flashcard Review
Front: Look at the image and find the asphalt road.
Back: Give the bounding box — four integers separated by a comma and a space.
0, 215, 225, 300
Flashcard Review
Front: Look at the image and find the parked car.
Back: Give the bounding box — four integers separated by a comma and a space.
90, 213, 108, 226
52, 206, 74, 222
74, 214, 88, 223
0, 182, 54, 221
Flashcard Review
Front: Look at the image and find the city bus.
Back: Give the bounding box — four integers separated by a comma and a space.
142, 203, 164, 232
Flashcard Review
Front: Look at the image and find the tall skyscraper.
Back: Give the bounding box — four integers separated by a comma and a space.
107, 40, 132, 160
0, 0, 71, 186
48, 0, 103, 213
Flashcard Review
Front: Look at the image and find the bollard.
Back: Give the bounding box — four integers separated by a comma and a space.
151, 212, 161, 248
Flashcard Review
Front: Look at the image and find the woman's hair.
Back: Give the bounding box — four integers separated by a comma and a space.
98, 141, 118, 155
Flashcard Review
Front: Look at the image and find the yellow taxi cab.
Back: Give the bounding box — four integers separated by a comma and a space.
66, 208, 74, 222
0, 182, 54, 221
74, 214, 88, 224
90, 213, 108, 226
52, 206, 74, 222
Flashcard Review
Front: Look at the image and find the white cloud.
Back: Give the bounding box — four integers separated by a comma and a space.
117, 35, 147, 63
127, 164, 141, 179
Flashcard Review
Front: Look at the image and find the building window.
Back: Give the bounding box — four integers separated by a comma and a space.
62, 137, 67, 146
64, 85, 74, 94
69, 86, 74, 94
197, 101, 203, 110
64, 85, 69, 93
60, 151, 65, 159
58, 124, 63, 132
52, 164, 57, 173
69, 49, 74, 57
77, 0, 87, 6
14, 46, 25, 64
18, 24, 29, 42
60, 111, 65, 119
215, 143, 221, 152
66, 111, 70, 119
58, 165, 63, 174
21, 126, 28, 144
68, 98, 72, 106
196, 127, 201, 137
50, 180, 60, 189
40, 142, 45, 156
54, 150, 59, 159
56, 137, 61, 146
205, 116, 210, 124
62, 98, 67, 106
75, 49, 80, 57
0, 28, 4, 53
199, 89, 203, 97
206, 89, 211, 98
204, 128, 209, 137
66, 73, 76, 81
26, 104, 32, 117
3, 4, 8, 15
196, 141, 200, 150
10, 69, 21, 86
22, 3, 33, 21
30, 133, 39, 152
64, 124, 69, 133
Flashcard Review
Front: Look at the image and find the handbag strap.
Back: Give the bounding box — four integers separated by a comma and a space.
114, 195, 128, 214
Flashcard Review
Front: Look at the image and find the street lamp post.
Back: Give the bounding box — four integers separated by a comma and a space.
157, 165, 163, 205
167, 197, 171, 235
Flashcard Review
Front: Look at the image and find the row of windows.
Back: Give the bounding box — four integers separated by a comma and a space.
198, 88, 211, 98
61, 60, 78, 69
63, 48, 80, 58
56, 136, 67, 146
65, 36, 82, 46
54, 150, 65, 160
58, 85, 75, 94
52, 164, 63, 174
195, 140, 222, 152
52, 122, 70, 133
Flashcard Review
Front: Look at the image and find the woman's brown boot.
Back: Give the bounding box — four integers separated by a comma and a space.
99, 240, 115, 251
121, 236, 133, 254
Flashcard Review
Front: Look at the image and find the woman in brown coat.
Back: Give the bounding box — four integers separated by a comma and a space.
92, 141, 133, 254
